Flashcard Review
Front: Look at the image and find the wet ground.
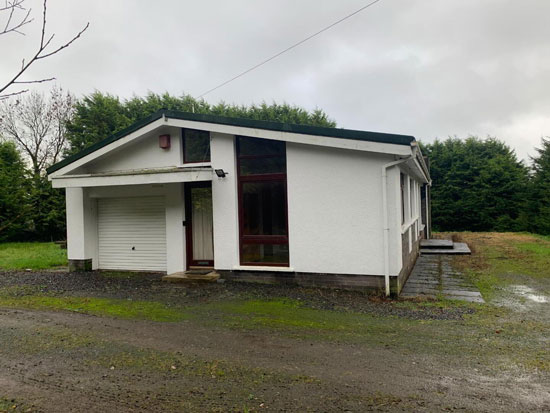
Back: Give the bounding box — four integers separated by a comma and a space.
0, 232, 549, 412
0, 305, 548, 413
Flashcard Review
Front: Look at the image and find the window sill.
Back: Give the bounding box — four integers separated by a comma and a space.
232, 265, 294, 272
401, 216, 420, 234
180, 162, 211, 168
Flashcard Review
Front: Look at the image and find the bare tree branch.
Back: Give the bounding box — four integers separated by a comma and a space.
0, 0, 32, 36
13, 77, 56, 85
0, 89, 28, 100
0, 0, 89, 99
36, 22, 89, 60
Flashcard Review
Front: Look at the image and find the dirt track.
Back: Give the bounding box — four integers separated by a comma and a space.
0, 284, 548, 412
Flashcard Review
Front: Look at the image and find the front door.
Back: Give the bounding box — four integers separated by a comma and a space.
185, 183, 214, 268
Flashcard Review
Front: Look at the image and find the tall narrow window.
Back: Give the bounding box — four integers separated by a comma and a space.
400, 173, 405, 224
237, 136, 288, 266
183, 128, 210, 163
409, 179, 414, 219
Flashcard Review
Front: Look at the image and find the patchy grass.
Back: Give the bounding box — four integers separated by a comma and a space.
0, 294, 187, 322
183, 293, 550, 373
447, 232, 550, 300
0, 242, 67, 270
0, 397, 35, 413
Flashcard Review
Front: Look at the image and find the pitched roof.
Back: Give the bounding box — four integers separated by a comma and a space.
47, 109, 416, 174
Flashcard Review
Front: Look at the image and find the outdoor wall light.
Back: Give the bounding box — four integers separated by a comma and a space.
215, 169, 228, 178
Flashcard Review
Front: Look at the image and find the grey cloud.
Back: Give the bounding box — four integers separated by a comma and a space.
2, 0, 549, 161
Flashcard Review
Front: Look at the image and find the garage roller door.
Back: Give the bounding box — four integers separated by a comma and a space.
97, 197, 167, 271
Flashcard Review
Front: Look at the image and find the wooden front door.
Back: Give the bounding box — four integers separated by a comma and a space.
185, 182, 214, 268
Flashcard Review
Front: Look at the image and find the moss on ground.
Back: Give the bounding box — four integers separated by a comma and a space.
186, 296, 550, 372
0, 242, 67, 270
0, 396, 37, 413
0, 294, 187, 322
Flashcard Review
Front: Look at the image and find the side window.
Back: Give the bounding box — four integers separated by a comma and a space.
183, 128, 210, 163
400, 173, 405, 224
409, 179, 414, 219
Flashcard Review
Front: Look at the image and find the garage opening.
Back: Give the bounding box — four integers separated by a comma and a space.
97, 196, 167, 272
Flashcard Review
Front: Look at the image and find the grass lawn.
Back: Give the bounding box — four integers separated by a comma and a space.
0, 242, 67, 270
450, 232, 550, 301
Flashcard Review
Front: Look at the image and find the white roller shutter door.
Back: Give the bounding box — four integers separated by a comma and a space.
97, 197, 167, 271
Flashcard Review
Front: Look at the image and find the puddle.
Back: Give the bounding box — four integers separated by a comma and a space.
494, 285, 549, 312
509, 285, 549, 304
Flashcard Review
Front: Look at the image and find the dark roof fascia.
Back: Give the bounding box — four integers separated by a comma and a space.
47, 109, 416, 175
47, 110, 166, 174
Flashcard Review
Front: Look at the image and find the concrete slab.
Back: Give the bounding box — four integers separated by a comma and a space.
401, 255, 484, 303
421, 242, 471, 255
162, 271, 220, 283
420, 239, 454, 249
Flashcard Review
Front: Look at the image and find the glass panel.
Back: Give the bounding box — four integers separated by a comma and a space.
240, 156, 286, 175
238, 136, 285, 157
242, 181, 287, 236
241, 243, 289, 264
191, 187, 214, 262
184, 129, 210, 163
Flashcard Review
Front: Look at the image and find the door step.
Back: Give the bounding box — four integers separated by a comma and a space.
162, 270, 220, 283
420, 239, 454, 249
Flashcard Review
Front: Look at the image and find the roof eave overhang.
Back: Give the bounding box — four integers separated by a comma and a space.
48, 110, 416, 178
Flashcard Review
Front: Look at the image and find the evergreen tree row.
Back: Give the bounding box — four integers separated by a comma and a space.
1, 90, 549, 240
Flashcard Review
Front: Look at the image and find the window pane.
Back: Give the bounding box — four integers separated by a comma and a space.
238, 136, 285, 156
184, 129, 210, 163
242, 181, 287, 236
240, 156, 286, 175
241, 243, 289, 264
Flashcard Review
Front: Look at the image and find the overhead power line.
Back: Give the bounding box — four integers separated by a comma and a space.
196, 0, 384, 99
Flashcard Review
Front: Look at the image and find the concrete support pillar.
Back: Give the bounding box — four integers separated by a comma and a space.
211, 132, 239, 270
66, 187, 97, 271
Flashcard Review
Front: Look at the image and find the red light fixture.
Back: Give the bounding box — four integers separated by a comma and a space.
159, 134, 171, 149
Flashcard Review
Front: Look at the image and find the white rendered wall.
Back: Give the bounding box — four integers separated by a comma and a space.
82, 126, 183, 174
286, 143, 394, 276
210, 132, 240, 270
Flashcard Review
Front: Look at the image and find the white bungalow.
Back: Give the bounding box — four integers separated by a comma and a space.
47, 110, 431, 295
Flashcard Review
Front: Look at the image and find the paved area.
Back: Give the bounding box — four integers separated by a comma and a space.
401, 255, 484, 303
420, 242, 472, 255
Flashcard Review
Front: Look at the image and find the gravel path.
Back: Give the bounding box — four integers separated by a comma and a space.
0, 269, 474, 320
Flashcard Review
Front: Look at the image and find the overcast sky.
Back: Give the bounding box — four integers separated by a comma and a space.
2, 0, 549, 161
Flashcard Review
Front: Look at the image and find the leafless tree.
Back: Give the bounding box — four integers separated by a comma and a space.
0, 0, 89, 100
0, 86, 74, 176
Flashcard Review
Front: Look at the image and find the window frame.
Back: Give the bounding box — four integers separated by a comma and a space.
236, 136, 289, 267
182, 128, 211, 164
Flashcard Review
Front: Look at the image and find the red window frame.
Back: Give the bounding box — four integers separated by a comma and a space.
236, 137, 289, 267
